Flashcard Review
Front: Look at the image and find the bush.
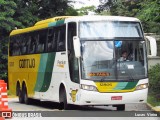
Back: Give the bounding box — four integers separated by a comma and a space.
148, 64, 160, 95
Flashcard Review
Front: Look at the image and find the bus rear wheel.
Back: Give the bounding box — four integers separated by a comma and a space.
23, 85, 30, 105
18, 89, 24, 103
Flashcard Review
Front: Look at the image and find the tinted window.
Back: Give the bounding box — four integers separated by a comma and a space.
67, 22, 79, 83
57, 25, 66, 51
47, 27, 57, 52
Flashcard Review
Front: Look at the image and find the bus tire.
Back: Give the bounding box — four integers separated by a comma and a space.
23, 85, 30, 105
18, 89, 24, 103
116, 104, 125, 111
61, 89, 70, 110
16, 82, 20, 96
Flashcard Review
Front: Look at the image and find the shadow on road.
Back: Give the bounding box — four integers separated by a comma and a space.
14, 99, 115, 111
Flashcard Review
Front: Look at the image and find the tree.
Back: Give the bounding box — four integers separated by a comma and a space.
65, 6, 78, 16
97, 0, 160, 34
0, 0, 77, 81
13, 0, 40, 28
137, 0, 160, 34
77, 6, 96, 15
13, 0, 77, 27
97, 0, 142, 17
0, 0, 19, 80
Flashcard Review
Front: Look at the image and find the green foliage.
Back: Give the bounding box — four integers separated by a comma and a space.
65, 6, 78, 16
77, 6, 96, 15
13, 0, 39, 28
0, 0, 20, 32
148, 64, 160, 95
0, 0, 18, 81
137, 0, 160, 34
97, 0, 160, 34
0, 37, 8, 80
0, 0, 77, 82
147, 94, 160, 107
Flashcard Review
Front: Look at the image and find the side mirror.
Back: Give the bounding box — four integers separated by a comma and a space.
73, 36, 81, 58
145, 36, 157, 57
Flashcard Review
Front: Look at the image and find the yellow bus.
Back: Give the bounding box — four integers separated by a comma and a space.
8, 16, 148, 110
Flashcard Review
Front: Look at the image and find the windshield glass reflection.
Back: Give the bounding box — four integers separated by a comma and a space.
81, 40, 147, 81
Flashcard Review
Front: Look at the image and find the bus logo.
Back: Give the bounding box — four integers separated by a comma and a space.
57, 60, 66, 68
19, 58, 35, 68
100, 83, 112, 86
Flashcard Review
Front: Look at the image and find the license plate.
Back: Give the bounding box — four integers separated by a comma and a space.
111, 96, 122, 100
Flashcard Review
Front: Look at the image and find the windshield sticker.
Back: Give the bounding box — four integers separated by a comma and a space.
115, 41, 122, 48
88, 72, 111, 77
127, 65, 134, 69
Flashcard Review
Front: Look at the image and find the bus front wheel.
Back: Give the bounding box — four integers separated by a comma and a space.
60, 89, 70, 110
116, 104, 125, 111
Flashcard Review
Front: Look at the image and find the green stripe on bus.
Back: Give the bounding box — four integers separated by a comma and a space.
39, 53, 55, 92
34, 54, 48, 92
34, 53, 56, 92
48, 20, 64, 27
48, 22, 56, 27
113, 82, 128, 90
56, 20, 65, 26
122, 81, 138, 90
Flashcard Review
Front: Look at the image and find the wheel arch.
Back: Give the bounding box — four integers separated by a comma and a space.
59, 82, 67, 103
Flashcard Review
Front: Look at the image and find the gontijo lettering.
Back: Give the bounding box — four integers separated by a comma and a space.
19, 58, 35, 68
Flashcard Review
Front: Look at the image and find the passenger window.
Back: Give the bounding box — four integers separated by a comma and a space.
57, 25, 66, 51
28, 32, 38, 54
12, 35, 21, 56
47, 28, 57, 52
37, 30, 47, 53
21, 34, 28, 55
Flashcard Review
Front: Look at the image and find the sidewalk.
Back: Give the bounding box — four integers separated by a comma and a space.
147, 103, 160, 112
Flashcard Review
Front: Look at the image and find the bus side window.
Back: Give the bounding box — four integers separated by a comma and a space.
57, 25, 66, 51
21, 34, 27, 55
12, 35, 21, 56
37, 29, 47, 53
29, 32, 38, 54
47, 27, 56, 52
67, 22, 79, 83
10, 37, 15, 56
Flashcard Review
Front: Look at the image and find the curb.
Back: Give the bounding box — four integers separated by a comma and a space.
147, 103, 160, 114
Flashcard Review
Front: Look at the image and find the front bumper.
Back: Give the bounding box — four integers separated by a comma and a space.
76, 88, 148, 105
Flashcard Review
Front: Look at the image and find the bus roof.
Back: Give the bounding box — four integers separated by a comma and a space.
65, 15, 140, 23
10, 16, 140, 36
10, 16, 72, 36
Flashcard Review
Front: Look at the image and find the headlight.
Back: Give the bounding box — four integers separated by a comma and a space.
80, 84, 98, 91
135, 83, 148, 90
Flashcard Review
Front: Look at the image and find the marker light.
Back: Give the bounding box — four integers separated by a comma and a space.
135, 83, 148, 90
80, 84, 98, 91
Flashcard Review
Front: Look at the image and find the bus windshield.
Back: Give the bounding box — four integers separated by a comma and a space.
80, 21, 142, 39
81, 40, 147, 81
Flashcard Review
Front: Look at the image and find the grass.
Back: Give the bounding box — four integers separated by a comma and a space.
7, 90, 17, 98
147, 94, 160, 107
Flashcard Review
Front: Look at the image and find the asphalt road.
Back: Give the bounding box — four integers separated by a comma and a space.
7, 98, 160, 120
8, 97, 150, 111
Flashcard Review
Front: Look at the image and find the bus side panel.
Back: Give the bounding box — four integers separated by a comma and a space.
8, 54, 41, 97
